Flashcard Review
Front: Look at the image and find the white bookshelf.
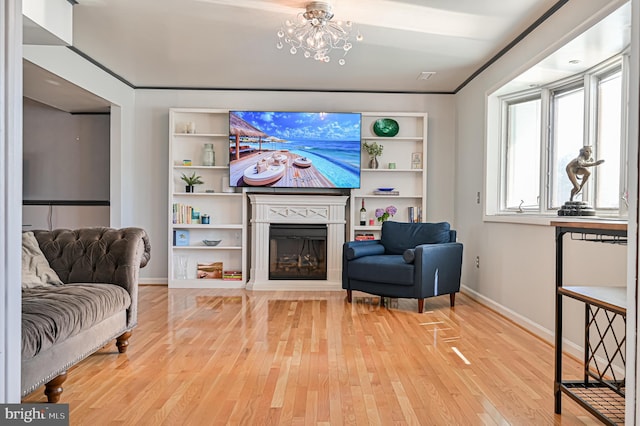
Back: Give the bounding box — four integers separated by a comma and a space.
168, 108, 246, 288
167, 109, 427, 286
351, 112, 428, 239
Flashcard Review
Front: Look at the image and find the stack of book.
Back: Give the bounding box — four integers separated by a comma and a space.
222, 270, 242, 281
355, 233, 376, 241
172, 203, 200, 224
373, 190, 399, 196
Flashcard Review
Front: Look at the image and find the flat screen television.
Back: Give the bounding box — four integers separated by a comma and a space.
229, 111, 361, 188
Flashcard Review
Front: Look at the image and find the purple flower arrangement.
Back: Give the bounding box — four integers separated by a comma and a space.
375, 205, 397, 223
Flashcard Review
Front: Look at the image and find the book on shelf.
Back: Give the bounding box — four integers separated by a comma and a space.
373, 190, 399, 196
172, 203, 198, 224
197, 261, 223, 279
355, 233, 376, 241
173, 229, 190, 246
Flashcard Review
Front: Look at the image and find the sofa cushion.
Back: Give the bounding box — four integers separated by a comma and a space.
380, 221, 451, 254
21, 283, 131, 359
22, 232, 63, 288
346, 255, 414, 286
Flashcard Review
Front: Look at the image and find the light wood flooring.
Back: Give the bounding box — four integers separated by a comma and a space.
23, 286, 604, 425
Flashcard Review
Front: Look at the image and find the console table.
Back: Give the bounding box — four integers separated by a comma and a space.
552, 220, 627, 425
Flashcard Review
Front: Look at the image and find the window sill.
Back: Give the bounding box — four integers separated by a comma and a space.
483, 213, 627, 227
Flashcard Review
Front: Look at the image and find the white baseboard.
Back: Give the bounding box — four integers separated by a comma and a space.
460, 284, 582, 356
139, 278, 167, 285
461, 284, 625, 378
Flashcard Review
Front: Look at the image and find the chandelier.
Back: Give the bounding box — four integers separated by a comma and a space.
276, 1, 363, 65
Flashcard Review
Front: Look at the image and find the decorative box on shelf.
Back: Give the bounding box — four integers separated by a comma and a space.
197, 261, 223, 279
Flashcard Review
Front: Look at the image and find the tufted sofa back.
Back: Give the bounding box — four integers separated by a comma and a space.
31, 227, 151, 328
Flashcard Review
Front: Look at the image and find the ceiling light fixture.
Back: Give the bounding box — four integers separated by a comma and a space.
276, 1, 363, 65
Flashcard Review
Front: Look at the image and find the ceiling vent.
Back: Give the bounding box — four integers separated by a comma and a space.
417, 71, 436, 80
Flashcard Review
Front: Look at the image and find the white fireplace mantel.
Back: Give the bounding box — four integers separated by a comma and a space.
247, 194, 348, 291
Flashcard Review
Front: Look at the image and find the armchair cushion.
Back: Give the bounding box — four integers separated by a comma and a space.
347, 255, 415, 286
402, 248, 415, 264
345, 241, 385, 260
380, 221, 451, 254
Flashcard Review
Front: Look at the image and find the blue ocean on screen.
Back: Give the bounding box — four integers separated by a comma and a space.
242, 138, 360, 187
229, 111, 362, 188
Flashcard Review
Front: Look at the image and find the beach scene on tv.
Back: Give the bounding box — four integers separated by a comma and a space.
229, 111, 361, 188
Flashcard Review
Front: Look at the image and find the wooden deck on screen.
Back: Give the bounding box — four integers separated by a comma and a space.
229, 150, 335, 188
22, 287, 603, 425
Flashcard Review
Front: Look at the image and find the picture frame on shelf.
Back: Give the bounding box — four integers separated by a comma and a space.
197, 261, 223, 279
411, 152, 422, 169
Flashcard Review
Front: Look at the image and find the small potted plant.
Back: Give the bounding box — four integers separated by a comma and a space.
181, 172, 204, 192
363, 142, 384, 169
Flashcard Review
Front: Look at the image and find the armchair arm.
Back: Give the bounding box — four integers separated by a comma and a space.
414, 242, 463, 298
342, 240, 384, 290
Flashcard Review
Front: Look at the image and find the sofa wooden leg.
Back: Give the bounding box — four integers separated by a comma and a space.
44, 371, 67, 403
116, 331, 132, 353
346, 289, 352, 303
450, 293, 456, 307
418, 299, 424, 313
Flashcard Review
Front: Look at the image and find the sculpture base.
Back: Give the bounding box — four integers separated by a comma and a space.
557, 201, 596, 216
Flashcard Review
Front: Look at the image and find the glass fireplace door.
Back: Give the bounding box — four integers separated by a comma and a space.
269, 224, 327, 280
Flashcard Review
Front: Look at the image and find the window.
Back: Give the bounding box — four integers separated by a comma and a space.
504, 98, 541, 210
550, 86, 584, 209
495, 57, 627, 217
595, 70, 622, 209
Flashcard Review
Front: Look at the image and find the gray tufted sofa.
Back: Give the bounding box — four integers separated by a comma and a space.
21, 227, 151, 402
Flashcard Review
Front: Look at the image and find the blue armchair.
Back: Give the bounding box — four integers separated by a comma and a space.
342, 221, 463, 313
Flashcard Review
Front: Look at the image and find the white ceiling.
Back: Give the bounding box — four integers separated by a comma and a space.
23, 0, 632, 112
70, 0, 560, 92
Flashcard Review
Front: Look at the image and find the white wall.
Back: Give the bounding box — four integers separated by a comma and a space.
134, 90, 456, 282
628, 0, 639, 420
454, 0, 631, 353
1, 0, 24, 404
22, 45, 136, 228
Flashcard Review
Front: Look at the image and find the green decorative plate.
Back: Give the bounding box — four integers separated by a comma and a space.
373, 118, 399, 137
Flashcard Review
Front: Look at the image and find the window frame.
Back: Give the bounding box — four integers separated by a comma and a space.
494, 55, 628, 218
499, 92, 543, 213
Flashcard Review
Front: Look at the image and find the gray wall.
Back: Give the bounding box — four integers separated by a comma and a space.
22, 98, 110, 201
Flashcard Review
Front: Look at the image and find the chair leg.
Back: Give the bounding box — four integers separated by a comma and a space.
44, 371, 67, 403
418, 298, 424, 313
346, 289, 352, 303
450, 293, 456, 307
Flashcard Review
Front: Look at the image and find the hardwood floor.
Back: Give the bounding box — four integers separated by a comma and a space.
23, 286, 603, 425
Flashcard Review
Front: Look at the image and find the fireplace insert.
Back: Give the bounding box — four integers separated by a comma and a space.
269, 223, 327, 280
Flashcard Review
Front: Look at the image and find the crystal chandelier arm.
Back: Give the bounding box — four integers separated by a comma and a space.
275, 1, 362, 65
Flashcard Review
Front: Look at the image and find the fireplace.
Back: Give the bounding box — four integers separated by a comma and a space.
248, 194, 348, 290
269, 224, 327, 280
